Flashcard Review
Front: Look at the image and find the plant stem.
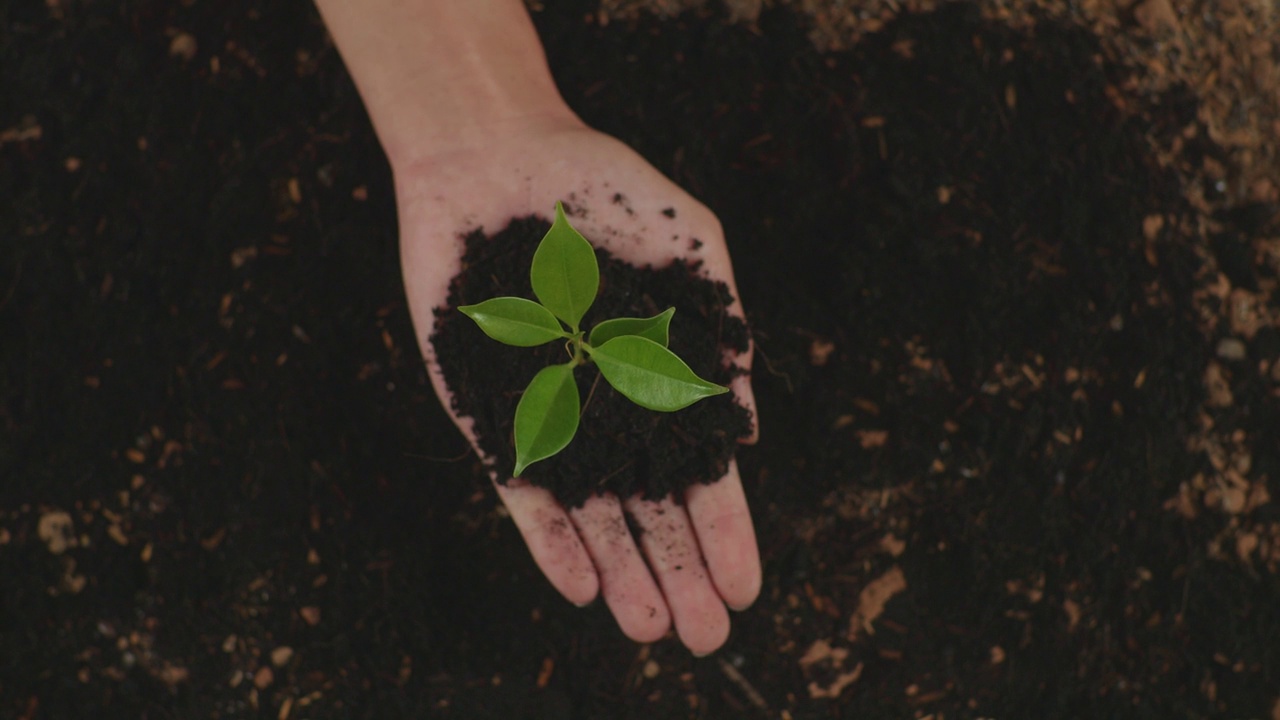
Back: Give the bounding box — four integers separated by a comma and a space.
580, 370, 603, 416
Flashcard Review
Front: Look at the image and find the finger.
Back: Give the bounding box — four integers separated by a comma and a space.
492, 478, 599, 607
427, 362, 600, 606
625, 495, 731, 656
569, 495, 671, 643
685, 459, 761, 611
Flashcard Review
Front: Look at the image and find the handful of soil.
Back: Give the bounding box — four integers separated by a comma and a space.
430, 215, 753, 509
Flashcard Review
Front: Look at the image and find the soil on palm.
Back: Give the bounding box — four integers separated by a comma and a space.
429, 216, 752, 509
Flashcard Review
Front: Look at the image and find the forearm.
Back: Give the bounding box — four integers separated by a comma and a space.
314, 0, 579, 170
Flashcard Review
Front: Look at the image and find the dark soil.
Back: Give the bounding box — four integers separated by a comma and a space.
3, 0, 1279, 719
430, 217, 752, 508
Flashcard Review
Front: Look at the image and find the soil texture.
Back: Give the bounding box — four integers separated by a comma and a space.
3, 1, 1279, 719
430, 216, 752, 508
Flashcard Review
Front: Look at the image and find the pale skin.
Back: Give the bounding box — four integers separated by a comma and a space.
313, 0, 761, 655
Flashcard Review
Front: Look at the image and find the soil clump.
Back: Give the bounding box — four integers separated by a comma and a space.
430, 216, 752, 508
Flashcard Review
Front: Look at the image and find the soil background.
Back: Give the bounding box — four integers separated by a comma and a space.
3, 0, 1280, 718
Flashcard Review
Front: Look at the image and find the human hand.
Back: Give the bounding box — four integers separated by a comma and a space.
394, 115, 761, 655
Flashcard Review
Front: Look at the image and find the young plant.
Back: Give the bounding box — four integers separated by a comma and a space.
459, 202, 728, 477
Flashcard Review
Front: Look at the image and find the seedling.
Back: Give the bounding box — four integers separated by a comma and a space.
459, 202, 728, 477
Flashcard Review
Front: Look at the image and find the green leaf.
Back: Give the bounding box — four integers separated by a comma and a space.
588, 307, 675, 348
513, 363, 581, 477
530, 202, 599, 331
588, 335, 728, 412
459, 297, 567, 347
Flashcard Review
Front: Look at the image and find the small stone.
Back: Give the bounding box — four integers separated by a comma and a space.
1142, 214, 1164, 240
1216, 337, 1247, 361
1220, 487, 1246, 514
1236, 533, 1259, 562
253, 666, 274, 689
879, 533, 906, 557
270, 646, 294, 667
642, 659, 660, 679
1134, 0, 1179, 34
169, 32, 197, 61
809, 338, 836, 366
1204, 362, 1234, 407
107, 524, 129, 546
299, 606, 321, 626
1063, 599, 1082, 631
38, 510, 74, 554
158, 664, 190, 686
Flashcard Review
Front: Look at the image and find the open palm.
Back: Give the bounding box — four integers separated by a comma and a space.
394, 118, 760, 654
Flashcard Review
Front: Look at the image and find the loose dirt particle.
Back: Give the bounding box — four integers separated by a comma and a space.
156, 665, 190, 686
169, 32, 197, 61
1237, 533, 1260, 562
848, 565, 907, 640
107, 523, 128, 546
809, 338, 836, 366
298, 606, 321, 626
37, 511, 74, 554
1133, 0, 1180, 35
879, 533, 905, 557
1142, 214, 1165, 240
856, 429, 888, 449
798, 639, 846, 669
808, 664, 863, 699
270, 646, 294, 667
1204, 362, 1234, 407
533, 658, 553, 689
1216, 337, 1247, 361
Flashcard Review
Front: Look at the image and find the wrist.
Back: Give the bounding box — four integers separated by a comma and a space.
385, 102, 586, 175
315, 0, 579, 172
